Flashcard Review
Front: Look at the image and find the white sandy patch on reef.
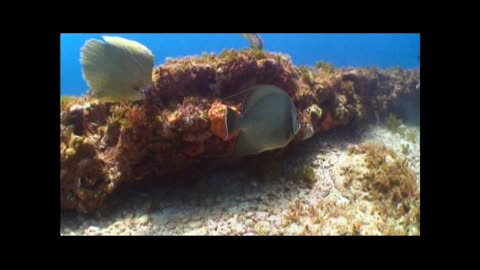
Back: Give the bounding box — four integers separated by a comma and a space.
60, 124, 420, 236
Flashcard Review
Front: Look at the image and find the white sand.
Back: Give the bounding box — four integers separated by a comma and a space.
60, 123, 420, 236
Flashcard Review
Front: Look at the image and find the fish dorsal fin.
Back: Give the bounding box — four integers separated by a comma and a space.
101, 36, 153, 74
80, 36, 154, 102
242, 85, 286, 115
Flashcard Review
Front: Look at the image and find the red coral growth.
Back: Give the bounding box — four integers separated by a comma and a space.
152, 62, 215, 101
203, 135, 235, 155
320, 111, 336, 131
126, 106, 147, 128
114, 105, 155, 181
208, 100, 240, 141
148, 142, 174, 153
208, 100, 228, 140
183, 142, 205, 157
150, 50, 299, 104
120, 106, 151, 150
183, 130, 212, 142
84, 103, 108, 128
166, 97, 210, 133
157, 124, 177, 140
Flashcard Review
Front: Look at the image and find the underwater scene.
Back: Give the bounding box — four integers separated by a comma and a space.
60, 33, 420, 236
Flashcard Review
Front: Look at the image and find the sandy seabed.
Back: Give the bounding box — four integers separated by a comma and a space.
60, 123, 420, 236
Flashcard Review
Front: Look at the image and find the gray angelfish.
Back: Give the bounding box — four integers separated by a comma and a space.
80, 36, 154, 102
226, 85, 301, 157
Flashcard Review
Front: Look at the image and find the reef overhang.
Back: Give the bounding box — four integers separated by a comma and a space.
60, 49, 420, 213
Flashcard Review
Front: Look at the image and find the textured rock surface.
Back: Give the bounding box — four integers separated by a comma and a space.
60, 49, 419, 214
61, 125, 420, 235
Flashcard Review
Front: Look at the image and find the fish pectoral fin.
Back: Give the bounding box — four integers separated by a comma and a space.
232, 133, 259, 158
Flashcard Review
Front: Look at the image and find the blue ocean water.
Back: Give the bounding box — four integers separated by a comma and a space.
60, 33, 420, 96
